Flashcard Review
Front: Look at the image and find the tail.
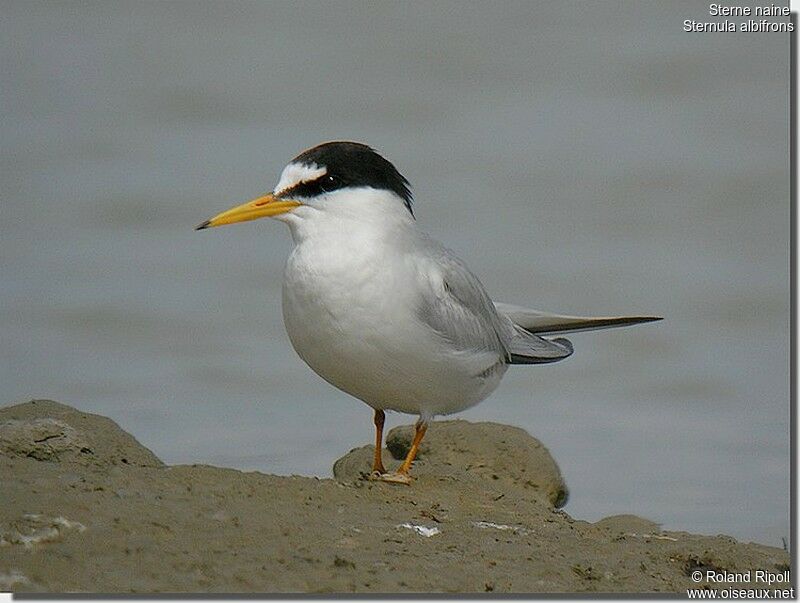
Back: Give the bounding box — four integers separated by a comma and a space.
495, 301, 662, 336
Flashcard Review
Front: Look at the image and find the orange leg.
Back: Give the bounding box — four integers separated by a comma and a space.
397, 420, 427, 476
372, 409, 386, 475
374, 419, 428, 484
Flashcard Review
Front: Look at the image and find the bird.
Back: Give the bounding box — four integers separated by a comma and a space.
196, 141, 661, 484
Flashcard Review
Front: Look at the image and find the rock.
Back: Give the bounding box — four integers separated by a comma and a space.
0, 418, 88, 462
333, 419, 568, 508
0, 399, 790, 594
332, 445, 382, 480
0, 399, 163, 467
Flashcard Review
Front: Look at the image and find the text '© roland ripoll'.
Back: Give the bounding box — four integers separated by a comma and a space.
685, 4, 794, 32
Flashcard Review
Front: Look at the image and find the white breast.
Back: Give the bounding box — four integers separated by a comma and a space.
278, 191, 506, 418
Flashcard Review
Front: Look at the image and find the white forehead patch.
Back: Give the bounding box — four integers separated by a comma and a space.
273, 162, 327, 196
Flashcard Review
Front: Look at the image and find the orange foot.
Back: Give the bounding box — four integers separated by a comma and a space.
369, 471, 412, 485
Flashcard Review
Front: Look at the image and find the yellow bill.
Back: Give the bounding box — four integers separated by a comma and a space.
196, 193, 302, 230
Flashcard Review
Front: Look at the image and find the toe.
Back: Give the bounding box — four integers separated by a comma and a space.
376, 472, 412, 485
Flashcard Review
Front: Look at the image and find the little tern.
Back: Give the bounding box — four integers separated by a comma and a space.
197, 141, 661, 484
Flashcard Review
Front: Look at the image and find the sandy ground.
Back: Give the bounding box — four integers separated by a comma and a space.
0, 400, 791, 594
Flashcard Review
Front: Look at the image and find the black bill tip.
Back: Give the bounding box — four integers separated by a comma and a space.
195, 220, 211, 231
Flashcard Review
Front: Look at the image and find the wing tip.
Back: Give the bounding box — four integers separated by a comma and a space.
635, 316, 664, 325
508, 336, 574, 365
547, 314, 664, 334
552, 336, 574, 354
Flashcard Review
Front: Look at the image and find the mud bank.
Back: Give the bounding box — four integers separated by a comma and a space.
0, 400, 790, 593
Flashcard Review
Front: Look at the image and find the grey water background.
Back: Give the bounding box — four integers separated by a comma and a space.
1, 1, 789, 547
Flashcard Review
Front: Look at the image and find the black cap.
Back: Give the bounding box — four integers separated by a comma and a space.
280, 141, 413, 215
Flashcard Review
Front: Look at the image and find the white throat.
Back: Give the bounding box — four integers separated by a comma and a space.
276, 187, 415, 246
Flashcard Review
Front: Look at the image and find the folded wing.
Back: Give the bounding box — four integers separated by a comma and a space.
414, 238, 577, 366
505, 326, 574, 364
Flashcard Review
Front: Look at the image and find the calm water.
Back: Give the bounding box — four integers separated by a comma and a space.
1, 1, 789, 546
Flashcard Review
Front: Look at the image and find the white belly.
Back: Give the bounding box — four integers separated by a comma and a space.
281, 237, 506, 418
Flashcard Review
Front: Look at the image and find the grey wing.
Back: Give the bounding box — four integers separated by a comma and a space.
414, 239, 509, 357
506, 326, 573, 364
494, 302, 662, 335
414, 238, 573, 365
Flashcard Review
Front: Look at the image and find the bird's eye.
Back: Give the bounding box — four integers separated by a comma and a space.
286, 173, 343, 198
320, 174, 341, 192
